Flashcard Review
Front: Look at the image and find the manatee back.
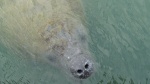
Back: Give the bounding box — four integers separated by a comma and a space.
0, 0, 86, 56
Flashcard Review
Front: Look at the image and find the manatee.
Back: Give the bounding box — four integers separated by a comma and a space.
0, 0, 94, 79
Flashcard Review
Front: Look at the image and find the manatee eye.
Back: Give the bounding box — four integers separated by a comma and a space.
80, 35, 87, 42
85, 63, 89, 69
77, 69, 83, 74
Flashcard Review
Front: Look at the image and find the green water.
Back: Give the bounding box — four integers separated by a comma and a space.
0, 0, 150, 84
82, 0, 150, 83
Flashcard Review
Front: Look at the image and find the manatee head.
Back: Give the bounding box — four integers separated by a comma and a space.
50, 24, 94, 79
63, 39, 94, 79
68, 54, 94, 79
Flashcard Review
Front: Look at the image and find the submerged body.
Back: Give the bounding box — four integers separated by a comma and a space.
0, 0, 94, 79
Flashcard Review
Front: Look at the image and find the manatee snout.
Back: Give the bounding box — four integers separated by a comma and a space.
68, 54, 94, 79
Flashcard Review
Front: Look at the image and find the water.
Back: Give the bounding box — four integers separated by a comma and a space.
0, 0, 150, 84
82, 0, 150, 83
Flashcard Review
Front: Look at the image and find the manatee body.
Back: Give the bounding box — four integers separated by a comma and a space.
0, 0, 94, 79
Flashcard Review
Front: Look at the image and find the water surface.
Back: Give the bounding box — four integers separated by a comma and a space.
82, 0, 150, 83
1, 0, 150, 84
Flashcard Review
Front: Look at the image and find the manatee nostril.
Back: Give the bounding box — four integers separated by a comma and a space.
85, 63, 89, 69
77, 69, 83, 74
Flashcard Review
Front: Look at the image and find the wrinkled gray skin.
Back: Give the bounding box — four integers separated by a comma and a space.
47, 23, 94, 79
65, 38, 94, 79
68, 53, 94, 79
66, 33, 94, 79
